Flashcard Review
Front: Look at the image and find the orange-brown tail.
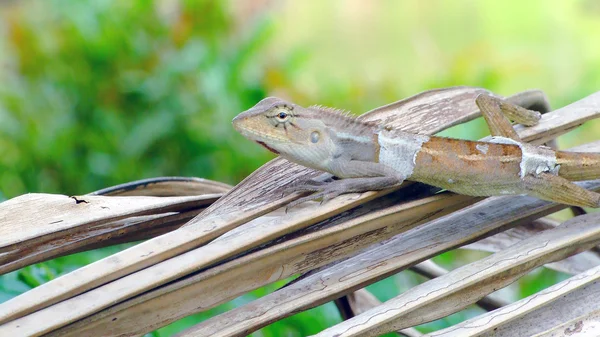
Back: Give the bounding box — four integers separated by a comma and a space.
557, 151, 600, 181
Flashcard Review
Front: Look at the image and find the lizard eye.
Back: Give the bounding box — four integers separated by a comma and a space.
268, 107, 292, 126
277, 111, 288, 120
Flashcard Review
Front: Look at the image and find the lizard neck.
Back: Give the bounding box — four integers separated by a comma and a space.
299, 105, 380, 165
323, 124, 381, 169
328, 127, 378, 161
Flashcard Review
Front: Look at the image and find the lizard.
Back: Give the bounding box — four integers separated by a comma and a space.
232, 92, 600, 209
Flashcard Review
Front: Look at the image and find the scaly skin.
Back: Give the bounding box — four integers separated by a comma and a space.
232, 93, 600, 208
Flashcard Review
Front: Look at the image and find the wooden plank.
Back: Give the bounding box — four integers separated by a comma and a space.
47, 190, 472, 337
89, 176, 232, 196
315, 212, 600, 337
0, 176, 230, 274
0, 209, 205, 275
177, 181, 600, 337
516, 91, 600, 144
0, 194, 216, 248
0, 194, 219, 273
427, 265, 600, 336
464, 219, 600, 275
359, 86, 496, 133
347, 289, 423, 337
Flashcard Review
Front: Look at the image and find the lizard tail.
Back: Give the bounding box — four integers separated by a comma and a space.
557, 151, 600, 181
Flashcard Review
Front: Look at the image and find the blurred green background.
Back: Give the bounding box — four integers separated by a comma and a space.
1, 0, 599, 336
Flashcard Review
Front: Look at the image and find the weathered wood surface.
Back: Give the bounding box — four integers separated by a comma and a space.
342, 260, 508, 333
0, 191, 221, 275
0, 178, 228, 311
89, 176, 232, 197
346, 289, 423, 337
410, 260, 510, 311
0, 193, 211, 249
314, 212, 600, 337
1, 88, 599, 337
427, 257, 600, 336
464, 218, 600, 275
516, 92, 600, 144
0, 87, 482, 334
361, 87, 548, 134
48, 190, 472, 337
173, 149, 600, 336
174, 177, 600, 337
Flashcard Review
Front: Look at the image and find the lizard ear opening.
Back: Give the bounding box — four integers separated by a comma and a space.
310, 131, 320, 143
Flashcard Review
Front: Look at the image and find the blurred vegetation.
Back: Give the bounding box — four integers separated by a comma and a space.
1, 0, 600, 336
0, 0, 288, 201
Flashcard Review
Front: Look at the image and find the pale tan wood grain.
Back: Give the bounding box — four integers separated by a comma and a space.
516, 91, 600, 144
0, 193, 219, 275
0, 209, 205, 275
427, 257, 600, 336
89, 176, 232, 197
347, 289, 423, 337
314, 212, 600, 337
411, 260, 510, 311
464, 219, 600, 275
0, 194, 214, 248
47, 190, 472, 337
0, 177, 231, 274
173, 179, 599, 337
359, 86, 497, 133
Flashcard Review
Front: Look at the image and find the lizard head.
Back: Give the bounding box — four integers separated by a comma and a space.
232, 97, 336, 167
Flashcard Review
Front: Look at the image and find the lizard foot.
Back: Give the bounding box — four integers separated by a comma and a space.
284, 188, 346, 212
279, 179, 328, 197
283, 176, 402, 212
278, 174, 335, 198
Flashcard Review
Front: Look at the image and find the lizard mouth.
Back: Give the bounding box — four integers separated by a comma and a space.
256, 141, 280, 155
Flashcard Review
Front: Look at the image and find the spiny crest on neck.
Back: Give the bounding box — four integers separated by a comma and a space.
308, 104, 378, 136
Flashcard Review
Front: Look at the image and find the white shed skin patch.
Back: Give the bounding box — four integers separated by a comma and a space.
476, 143, 489, 154
488, 136, 560, 178
377, 130, 430, 179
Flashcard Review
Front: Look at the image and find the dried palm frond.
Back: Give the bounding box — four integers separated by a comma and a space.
1, 87, 599, 337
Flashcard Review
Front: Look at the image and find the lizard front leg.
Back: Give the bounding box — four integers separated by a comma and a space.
282, 161, 403, 209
